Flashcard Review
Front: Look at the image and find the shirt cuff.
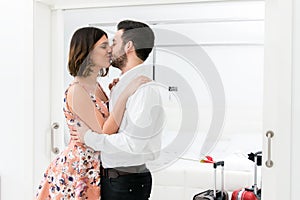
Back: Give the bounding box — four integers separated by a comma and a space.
84, 130, 103, 151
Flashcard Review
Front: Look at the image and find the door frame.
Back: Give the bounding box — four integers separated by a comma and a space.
32, 2, 65, 192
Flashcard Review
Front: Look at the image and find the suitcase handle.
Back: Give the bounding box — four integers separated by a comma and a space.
213, 161, 225, 198
253, 152, 262, 195
255, 151, 262, 156
213, 161, 224, 168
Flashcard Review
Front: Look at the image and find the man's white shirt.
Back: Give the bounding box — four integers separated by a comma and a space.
84, 64, 164, 168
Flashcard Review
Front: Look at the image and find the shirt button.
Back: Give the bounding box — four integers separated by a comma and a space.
141, 184, 144, 188
129, 189, 133, 192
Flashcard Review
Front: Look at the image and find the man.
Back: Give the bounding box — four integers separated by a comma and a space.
75, 20, 164, 200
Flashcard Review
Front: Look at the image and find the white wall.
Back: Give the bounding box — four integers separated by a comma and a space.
0, 0, 34, 199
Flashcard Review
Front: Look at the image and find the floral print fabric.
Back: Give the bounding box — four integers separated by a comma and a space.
35, 83, 108, 200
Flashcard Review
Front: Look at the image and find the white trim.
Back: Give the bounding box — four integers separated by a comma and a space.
24, 0, 35, 198
35, 0, 264, 10
91, 18, 264, 27
33, 2, 54, 190
291, 0, 300, 199
34, 0, 53, 9
51, 9, 65, 159
154, 43, 264, 47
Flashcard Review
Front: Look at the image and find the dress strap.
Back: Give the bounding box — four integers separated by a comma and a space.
97, 82, 109, 103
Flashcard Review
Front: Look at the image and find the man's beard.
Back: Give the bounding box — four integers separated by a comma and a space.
111, 54, 127, 70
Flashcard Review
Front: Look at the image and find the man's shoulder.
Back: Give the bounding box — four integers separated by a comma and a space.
134, 81, 161, 96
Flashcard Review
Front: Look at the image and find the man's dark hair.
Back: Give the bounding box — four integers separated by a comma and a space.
117, 20, 155, 61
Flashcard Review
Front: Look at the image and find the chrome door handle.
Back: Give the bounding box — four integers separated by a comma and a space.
51, 122, 60, 154
265, 130, 274, 168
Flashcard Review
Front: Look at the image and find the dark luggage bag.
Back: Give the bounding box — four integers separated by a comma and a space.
193, 161, 229, 200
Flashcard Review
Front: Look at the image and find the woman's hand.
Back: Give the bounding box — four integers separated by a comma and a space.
109, 78, 119, 90
123, 75, 151, 97
103, 76, 151, 135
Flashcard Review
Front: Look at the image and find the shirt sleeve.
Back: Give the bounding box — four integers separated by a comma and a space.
84, 84, 164, 154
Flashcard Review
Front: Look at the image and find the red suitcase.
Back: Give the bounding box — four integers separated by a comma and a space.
231, 151, 262, 200
231, 188, 260, 200
193, 161, 229, 200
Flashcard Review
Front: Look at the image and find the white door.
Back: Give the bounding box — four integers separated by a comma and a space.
33, 3, 65, 190
263, 0, 300, 199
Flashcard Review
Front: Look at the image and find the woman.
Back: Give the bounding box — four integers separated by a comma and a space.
35, 27, 150, 199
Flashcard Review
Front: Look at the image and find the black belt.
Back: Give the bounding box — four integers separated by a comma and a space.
101, 164, 148, 178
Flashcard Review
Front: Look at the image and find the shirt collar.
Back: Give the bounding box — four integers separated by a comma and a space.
118, 63, 145, 81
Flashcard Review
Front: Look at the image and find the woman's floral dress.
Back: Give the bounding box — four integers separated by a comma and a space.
35, 82, 109, 200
